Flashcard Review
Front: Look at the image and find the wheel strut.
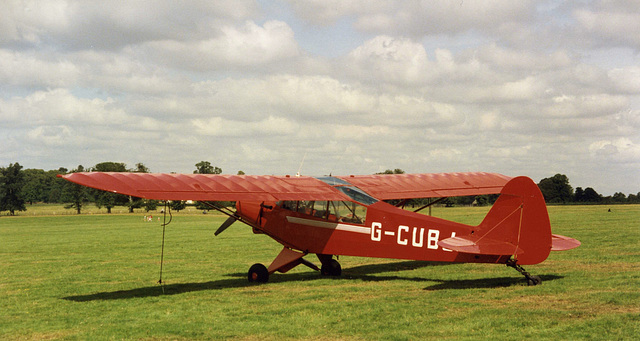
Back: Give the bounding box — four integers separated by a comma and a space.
506, 259, 541, 286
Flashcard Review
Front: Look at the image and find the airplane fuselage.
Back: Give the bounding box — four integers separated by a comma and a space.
236, 200, 509, 265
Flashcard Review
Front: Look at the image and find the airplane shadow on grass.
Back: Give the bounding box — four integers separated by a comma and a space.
62, 260, 563, 302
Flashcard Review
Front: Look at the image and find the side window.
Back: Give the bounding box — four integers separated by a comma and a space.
280, 201, 297, 211
298, 200, 313, 215
327, 201, 367, 225
284, 200, 367, 225
313, 201, 328, 218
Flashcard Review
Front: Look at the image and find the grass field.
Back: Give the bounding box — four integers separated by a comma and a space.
1, 204, 638, 340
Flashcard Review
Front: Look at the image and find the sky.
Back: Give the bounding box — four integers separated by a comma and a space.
1, 0, 639, 195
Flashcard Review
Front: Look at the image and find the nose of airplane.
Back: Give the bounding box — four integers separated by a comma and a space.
235, 201, 265, 225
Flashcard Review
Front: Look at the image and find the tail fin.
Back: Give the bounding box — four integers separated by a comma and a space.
438, 176, 552, 265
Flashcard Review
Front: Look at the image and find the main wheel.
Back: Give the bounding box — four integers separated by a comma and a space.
248, 263, 269, 283
320, 259, 342, 277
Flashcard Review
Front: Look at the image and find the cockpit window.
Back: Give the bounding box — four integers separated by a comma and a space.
278, 199, 367, 225
327, 200, 366, 224
275, 176, 375, 226
316, 176, 378, 205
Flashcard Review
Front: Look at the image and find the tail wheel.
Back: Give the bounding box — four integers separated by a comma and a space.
527, 275, 542, 286
248, 263, 269, 283
321, 259, 342, 277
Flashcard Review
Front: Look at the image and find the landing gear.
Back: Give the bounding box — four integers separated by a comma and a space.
506, 259, 542, 286
320, 259, 342, 277
246, 251, 341, 283
248, 263, 269, 283
527, 275, 542, 286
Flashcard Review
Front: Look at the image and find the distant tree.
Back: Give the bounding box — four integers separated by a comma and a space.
611, 192, 627, 203
92, 162, 127, 172
377, 169, 405, 174
0, 163, 27, 215
194, 162, 224, 209
450, 195, 475, 206
47, 169, 67, 203
237, 170, 245, 175
133, 163, 150, 173
194, 161, 221, 174
91, 162, 129, 213
129, 163, 150, 211
582, 187, 602, 203
538, 174, 573, 203
170, 200, 186, 212
94, 192, 116, 213
61, 165, 88, 214
475, 194, 500, 206
22, 169, 48, 205
143, 199, 159, 212
21, 168, 67, 204
90, 161, 148, 213
574, 187, 584, 202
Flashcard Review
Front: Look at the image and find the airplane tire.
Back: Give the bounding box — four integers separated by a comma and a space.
321, 259, 342, 277
248, 263, 269, 283
527, 275, 542, 286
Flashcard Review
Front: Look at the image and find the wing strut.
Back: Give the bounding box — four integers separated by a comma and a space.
412, 197, 447, 214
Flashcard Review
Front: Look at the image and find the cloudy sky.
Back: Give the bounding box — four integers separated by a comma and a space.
1, 1, 639, 195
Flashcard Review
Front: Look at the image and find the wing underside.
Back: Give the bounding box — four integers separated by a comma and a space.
337, 172, 511, 200
59, 173, 350, 202
59, 171, 512, 202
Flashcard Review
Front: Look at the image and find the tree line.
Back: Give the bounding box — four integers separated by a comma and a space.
375, 170, 639, 206
0, 161, 237, 216
536, 173, 639, 204
1, 163, 638, 216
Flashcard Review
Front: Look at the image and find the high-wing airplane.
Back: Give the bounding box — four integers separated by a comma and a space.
59, 171, 580, 286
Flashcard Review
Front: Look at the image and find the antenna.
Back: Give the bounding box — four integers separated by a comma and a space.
296, 153, 307, 177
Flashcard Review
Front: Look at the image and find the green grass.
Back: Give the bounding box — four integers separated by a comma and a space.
1, 205, 638, 340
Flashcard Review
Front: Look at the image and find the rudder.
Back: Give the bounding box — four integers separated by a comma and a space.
477, 176, 551, 265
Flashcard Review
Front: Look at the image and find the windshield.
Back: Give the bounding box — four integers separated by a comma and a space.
316, 176, 378, 205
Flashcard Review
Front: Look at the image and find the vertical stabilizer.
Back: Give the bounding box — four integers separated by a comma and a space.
477, 176, 552, 265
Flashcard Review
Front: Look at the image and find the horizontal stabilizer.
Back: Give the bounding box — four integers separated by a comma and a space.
438, 235, 523, 256
551, 234, 581, 251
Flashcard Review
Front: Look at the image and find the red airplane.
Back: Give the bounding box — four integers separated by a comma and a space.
60, 171, 580, 286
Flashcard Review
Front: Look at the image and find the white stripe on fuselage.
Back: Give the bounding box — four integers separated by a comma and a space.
286, 216, 371, 235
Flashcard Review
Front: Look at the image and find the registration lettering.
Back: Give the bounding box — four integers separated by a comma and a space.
371, 222, 450, 250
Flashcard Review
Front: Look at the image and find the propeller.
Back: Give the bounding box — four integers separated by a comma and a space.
215, 215, 238, 236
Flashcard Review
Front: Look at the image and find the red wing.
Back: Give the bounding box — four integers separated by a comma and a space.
338, 172, 512, 200
59, 172, 350, 202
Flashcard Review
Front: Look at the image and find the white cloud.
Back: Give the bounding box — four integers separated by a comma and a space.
0, 1, 260, 50
573, 1, 640, 48
142, 20, 300, 70
358, 1, 535, 36
287, 0, 535, 36
1, 88, 128, 126
0, 50, 79, 88
192, 116, 298, 137
608, 67, 640, 93
0, 0, 71, 44
545, 94, 629, 118
26, 125, 73, 146
0, 1, 638, 195
346, 35, 429, 84
589, 138, 640, 164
